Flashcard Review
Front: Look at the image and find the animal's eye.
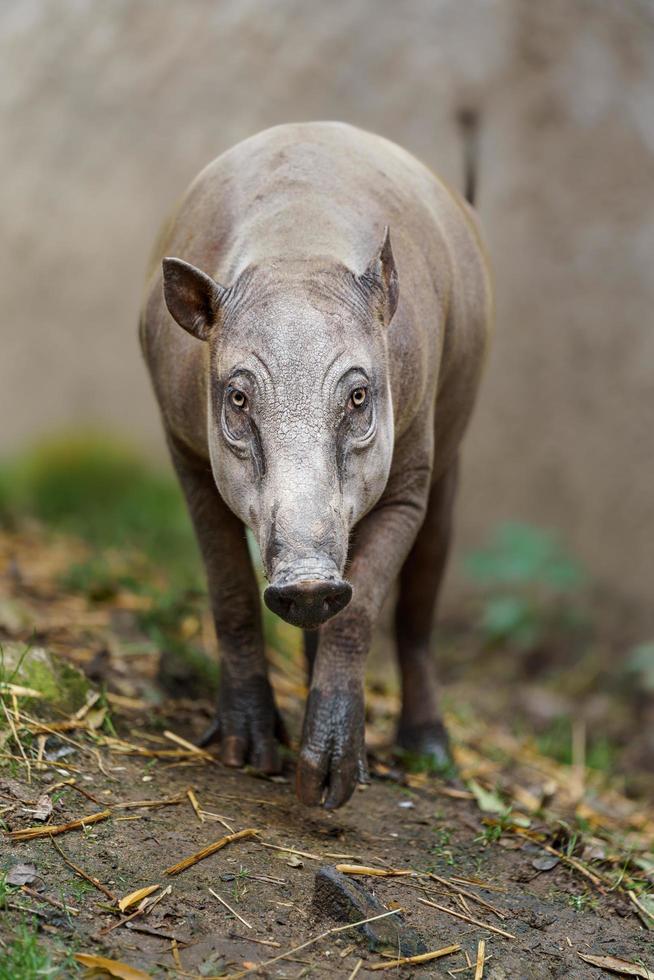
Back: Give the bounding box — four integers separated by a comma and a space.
230, 389, 247, 410
350, 386, 368, 409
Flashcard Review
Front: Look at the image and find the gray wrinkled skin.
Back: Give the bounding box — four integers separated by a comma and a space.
140, 122, 492, 808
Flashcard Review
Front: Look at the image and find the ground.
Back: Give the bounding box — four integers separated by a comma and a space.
0, 438, 652, 979
0, 521, 652, 980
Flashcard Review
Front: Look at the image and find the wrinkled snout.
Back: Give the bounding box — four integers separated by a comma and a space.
264, 578, 352, 629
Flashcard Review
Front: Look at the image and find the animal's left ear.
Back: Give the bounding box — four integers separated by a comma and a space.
360, 226, 399, 327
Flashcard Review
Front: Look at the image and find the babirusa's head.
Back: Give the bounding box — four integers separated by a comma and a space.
162, 230, 398, 628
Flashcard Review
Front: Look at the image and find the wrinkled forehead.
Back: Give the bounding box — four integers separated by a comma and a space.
216, 291, 381, 381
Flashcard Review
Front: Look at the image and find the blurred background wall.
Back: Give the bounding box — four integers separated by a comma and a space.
1, 0, 653, 612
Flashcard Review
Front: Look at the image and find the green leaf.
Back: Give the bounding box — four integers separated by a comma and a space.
468, 779, 506, 814
465, 522, 584, 592
627, 643, 654, 692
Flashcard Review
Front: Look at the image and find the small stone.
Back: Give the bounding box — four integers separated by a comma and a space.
313, 866, 427, 956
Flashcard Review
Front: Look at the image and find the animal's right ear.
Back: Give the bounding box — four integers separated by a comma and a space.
162, 257, 227, 341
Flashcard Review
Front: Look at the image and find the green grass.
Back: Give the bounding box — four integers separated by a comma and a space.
60, 555, 141, 602
568, 890, 598, 913
537, 716, 618, 772
0, 434, 293, 680
0, 921, 64, 980
1, 643, 90, 720
0, 432, 200, 587
465, 522, 585, 592
0, 871, 16, 909
0, 641, 31, 688
464, 522, 588, 653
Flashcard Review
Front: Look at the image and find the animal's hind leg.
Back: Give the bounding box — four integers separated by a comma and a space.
304, 630, 318, 683
394, 456, 459, 772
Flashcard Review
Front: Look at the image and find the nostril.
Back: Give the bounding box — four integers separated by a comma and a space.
264, 578, 352, 627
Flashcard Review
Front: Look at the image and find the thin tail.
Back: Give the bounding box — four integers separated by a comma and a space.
456, 107, 480, 207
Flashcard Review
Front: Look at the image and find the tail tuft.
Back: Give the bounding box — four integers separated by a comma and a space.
456, 106, 480, 207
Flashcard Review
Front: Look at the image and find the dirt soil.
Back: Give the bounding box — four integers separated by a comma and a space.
1, 527, 653, 978
1, 754, 652, 979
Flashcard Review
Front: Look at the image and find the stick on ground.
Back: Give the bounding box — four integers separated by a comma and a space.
369, 944, 461, 970
7, 808, 111, 841
475, 939, 486, 979
226, 908, 402, 979
164, 827, 259, 876
209, 887, 252, 929
418, 898, 516, 939
50, 837, 117, 902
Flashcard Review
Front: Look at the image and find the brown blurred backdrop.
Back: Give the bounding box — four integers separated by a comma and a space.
2, 0, 653, 613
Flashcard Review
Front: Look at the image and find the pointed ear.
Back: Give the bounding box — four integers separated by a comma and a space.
360, 226, 399, 327
162, 257, 227, 341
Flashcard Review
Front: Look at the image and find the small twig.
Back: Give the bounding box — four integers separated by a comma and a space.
198, 809, 235, 833
1, 698, 31, 784
450, 877, 507, 894
171, 938, 183, 970
537, 841, 604, 889
200, 810, 234, 834
47, 779, 103, 805
450, 956, 494, 974
256, 840, 325, 862
369, 944, 461, 971
245, 872, 286, 885
165, 828, 259, 876
474, 939, 486, 979
7, 808, 111, 841
0, 751, 79, 773
628, 889, 654, 926
17, 710, 90, 755
225, 909, 402, 979
96, 905, 145, 938
429, 874, 506, 920
73, 692, 101, 720
209, 887, 252, 929
205, 792, 279, 807
187, 787, 204, 823
50, 837, 117, 901
0, 683, 43, 699
348, 960, 363, 979
125, 922, 191, 944
336, 864, 413, 878
21, 885, 79, 915
7, 902, 49, 919
163, 730, 217, 763
418, 898, 516, 939
231, 935, 280, 948
110, 793, 186, 811
144, 884, 171, 916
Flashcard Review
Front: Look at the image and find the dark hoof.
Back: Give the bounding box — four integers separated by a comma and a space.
197, 716, 221, 748
196, 685, 288, 775
296, 688, 366, 809
396, 720, 458, 780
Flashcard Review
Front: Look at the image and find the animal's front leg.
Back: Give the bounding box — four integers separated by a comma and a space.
168, 438, 285, 773
296, 468, 430, 808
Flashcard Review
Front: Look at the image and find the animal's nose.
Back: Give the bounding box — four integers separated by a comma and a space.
264, 579, 352, 629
